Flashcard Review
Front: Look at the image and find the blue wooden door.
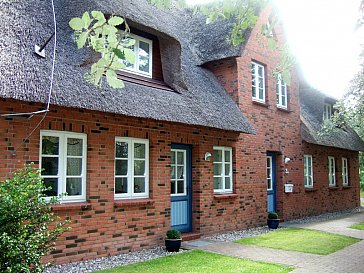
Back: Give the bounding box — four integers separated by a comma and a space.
267, 153, 276, 212
170, 144, 192, 232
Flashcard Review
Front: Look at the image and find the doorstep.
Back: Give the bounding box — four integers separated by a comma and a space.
182, 232, 202, 241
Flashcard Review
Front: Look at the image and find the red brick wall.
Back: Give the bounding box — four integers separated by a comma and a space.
0, 99, 267, 264
205, 6, 360, 221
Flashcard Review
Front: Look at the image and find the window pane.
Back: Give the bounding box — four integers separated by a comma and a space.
177, 152, 184, 165
171, 180, 176, 194
134, 160, 145, 176
177, 180, 184, 194
67, 138, 83, 156
225, 177, 231, 190
139, 56, 150, 73
177, 166, 184, 179
122, 43, 135, 69
225, 163, 231, 175
139, 41, 150, 73
116, 141, 128, 158
267, 178, 272, 189
41, 157, 58, 175
214, 150, 222, 162
134, 177, 145, 193
171, 165, 176, 179
225, 150, 231, 162
66, 178, 82, 196
67, 158, 82, 175
214, 177, 222, 190
134, 143, 146, 159
214, 163, 222, 176
44, 178, 58, 196
171, 152, 175, 164
115, 159, 128, 176
115, 177, 128, 194
258, 66, 263, 76
42, 136, 59, 155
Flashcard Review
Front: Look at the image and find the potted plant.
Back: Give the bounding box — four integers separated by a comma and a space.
267, 212, 280, 229
165, 229, 182, 252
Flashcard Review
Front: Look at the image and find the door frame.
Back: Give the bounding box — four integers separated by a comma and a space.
170, 143, 192, 232
267, 152, 277, 212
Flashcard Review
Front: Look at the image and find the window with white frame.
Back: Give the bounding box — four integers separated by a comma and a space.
115, 138, 149, 199
328, 156, 336, 186
276, 73, 287, 109
304, 155, 313, 188
40, 130, 87, 202
119, 33, 153, 78
213, 147, 233, 193
342, 157, 349, 186
323, 103, 332, 120
251, 62, 265, 102
267, 156, 273, 190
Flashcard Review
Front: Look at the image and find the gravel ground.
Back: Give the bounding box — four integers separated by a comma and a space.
45, 247, 187, 273
45, 207, 363, 272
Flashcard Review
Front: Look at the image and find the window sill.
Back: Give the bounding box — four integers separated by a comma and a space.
51, 202, 91, 212
252, 99, 268, 107
329, 186, 339, 190
213, 194, 238, 200
305, 188, 317, 192
114, 198, 154, 207
116, 71, 174, 92
277, 106, 291, 113
342, 185, 352, 189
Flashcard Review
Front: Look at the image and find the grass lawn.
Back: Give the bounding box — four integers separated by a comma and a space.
94, 250, 293, 273
350, 222, 364, 230
236, 228, 359, 255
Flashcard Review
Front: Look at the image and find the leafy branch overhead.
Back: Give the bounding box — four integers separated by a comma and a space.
69, 11, 135, 88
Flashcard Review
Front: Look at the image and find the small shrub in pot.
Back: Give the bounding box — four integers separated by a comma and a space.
165, 229, 182, 252
267, 212, 280, 229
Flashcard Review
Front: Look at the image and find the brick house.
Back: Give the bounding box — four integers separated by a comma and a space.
0, 0, 363, 264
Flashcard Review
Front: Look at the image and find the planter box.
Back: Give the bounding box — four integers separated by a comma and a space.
267, 219, 280, 229
165, 238, 182, 252
284, 184, 294, 193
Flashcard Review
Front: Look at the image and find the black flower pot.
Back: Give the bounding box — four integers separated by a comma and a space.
267, 219, 280, 229
165, 238, 182, 252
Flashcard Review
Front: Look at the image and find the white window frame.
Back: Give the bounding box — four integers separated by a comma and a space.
276, 73, 288, 109
328, 156, 336, 187
213, 146, 233, 194
304, 155, 313, 188
115, 137, 149, 200
267, 156, 273, 190
323, 103, 332, 120
120, 33, 153, 78
170, 149, 187, 197
342, 157, 349, 186
40, 130, 87, 203
251, 62, 266, 103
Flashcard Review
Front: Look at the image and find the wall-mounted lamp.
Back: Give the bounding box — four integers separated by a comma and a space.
204, 152, 212, 161
284, 157, 291, 164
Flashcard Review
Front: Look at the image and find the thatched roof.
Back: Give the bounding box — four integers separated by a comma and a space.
0, 0, 255, 133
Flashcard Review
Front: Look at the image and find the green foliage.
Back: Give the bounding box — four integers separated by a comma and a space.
0, 164, 69, 273
166, 229, 181, 239
69, 11, 133, 88
268, 212, 279, 219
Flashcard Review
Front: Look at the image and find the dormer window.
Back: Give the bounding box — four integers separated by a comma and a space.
121, 34, 153, 78
323, 103, 332, 120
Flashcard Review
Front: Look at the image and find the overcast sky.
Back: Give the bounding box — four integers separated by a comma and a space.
274, 0, 363, 99
186, 0, 364, 99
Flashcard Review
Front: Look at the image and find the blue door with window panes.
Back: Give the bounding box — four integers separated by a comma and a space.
170, 144, 192, 232
267, 153, 276, 212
